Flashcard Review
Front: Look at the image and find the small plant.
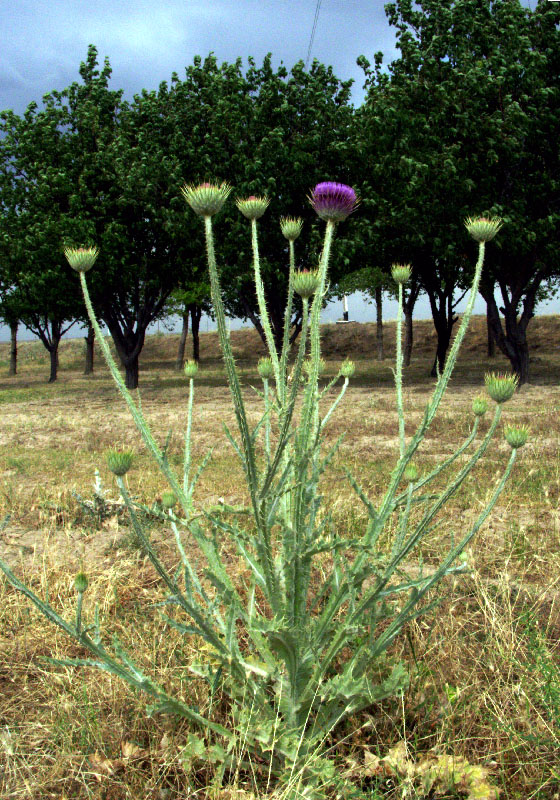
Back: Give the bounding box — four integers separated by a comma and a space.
0, 183, 521, 795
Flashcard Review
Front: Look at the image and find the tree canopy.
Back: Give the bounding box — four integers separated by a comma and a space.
356, 0, 560, 381
2, 3, 559, 385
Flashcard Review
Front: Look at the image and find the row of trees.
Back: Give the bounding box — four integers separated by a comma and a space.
1, 0, 558, 386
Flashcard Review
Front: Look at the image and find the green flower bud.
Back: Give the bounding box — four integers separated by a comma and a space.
280, 216, 303, 241
464, 216, 503, 243
184, 360, 199, 379
484, 372, 518, 404
181, 182, 231, 217
340, 359, 355, 378
303, 358, 326, 377
403, 463, 418, 483
293, 269, 321, 299
161, 491, 177, 509
472, 394, 488, 417
64, 246, 99, 273
74, 572, 89, 593
106, 449, 134, 476
391, 264, 412, 285
257, 357, 275, 380
504, 424, 529, 450
236, 195, 270, 220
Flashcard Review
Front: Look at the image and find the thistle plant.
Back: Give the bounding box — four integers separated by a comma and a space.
0, 185, 522, 795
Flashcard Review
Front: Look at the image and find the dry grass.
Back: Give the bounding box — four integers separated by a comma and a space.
0, 317, 559, 799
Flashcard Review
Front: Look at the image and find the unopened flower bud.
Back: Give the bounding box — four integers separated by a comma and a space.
484, 372, 518, 404
64, 246, 99, 273
184, 360, 199, 379
472, 395, 488, 417
293, 269, 321, 299
303, 358, 326, 377
161, 491, 177, 509
74, 572, 89, 593
340, 359, 355, 378
181, 182, 231, 217
236, 195, 270, 220
106, 449, 133, 476
391, 264, 412, 285
504, 424, 529, 450
403, 463, 418, 483
280, 216, 303, 241
464, 216, 503, 243
257, 357, 275, 380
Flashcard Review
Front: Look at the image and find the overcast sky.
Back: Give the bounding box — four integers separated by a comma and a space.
0, 0, 400, 115
0, 0, 554, 340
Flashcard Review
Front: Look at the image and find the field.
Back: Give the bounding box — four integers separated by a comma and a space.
0, 316, 559, 799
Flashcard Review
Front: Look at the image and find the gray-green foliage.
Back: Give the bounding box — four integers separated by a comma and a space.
0, 188, 521, 794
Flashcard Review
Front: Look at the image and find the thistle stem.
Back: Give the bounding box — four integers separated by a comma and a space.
79, 272, 189, 510
183, 376, 194, 501
203, 215, 279, 610
299, 220, 335, 451
251, 218, 280, 385
395, 282, 405, 458
263, 377, 271, 465
279, 239, 296, 406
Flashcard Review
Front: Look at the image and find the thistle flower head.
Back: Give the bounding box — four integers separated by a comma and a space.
161, 491, 178, 509
181, 181, 231, 217
464, 216, 503, 242
280, 216, 303, 241
340, 359, 355, 378
64, 246, 99, 273
236, 195, 270, 220
472, 394, 488, 417
391, 263, 412, 285
293, 268, 321, 299
403, 463, 419, 483
304, 357, 326, 377
257, 357, 275, 380
308, 182, 358, 223
106, 449, 134, 476
484, 372, 518, 404
73, 572, 89, 593
184, 360, 199, 379
504, 424, 529, 450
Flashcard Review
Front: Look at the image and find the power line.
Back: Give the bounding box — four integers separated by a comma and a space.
305, 0, 323, 70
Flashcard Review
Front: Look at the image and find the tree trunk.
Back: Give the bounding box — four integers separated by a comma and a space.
375, 285, 384, 360
403, 280, 420, 367
124, 357, 139, 389
103, 320, 147, 390
240, 295, 267, 349
486, 303, 496, 358
84, 323, 95, 374
48, 338, 61, 383
189, 304, 202, 362
175, 310, 189, 370
428, 289, 457, 378
404, 308, 413, 367
484, 288, 535, 385
9, 321, 17, 376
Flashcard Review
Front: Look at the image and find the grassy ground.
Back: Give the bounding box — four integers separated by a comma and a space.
0, 317, 559, 799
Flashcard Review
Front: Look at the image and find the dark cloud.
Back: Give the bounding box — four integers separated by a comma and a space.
1, 0, 398, 113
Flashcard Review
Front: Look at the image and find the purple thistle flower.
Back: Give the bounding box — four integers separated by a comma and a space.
308, 182, 358, 222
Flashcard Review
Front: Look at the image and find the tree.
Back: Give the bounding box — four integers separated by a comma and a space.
0, 291, 20, 376
165, 282, 212, 370
33, 47, 208, 389
357, 0, 560, 382
167, 54, 358, 353
336, 266, 393, 360
0, 100, 89, 382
